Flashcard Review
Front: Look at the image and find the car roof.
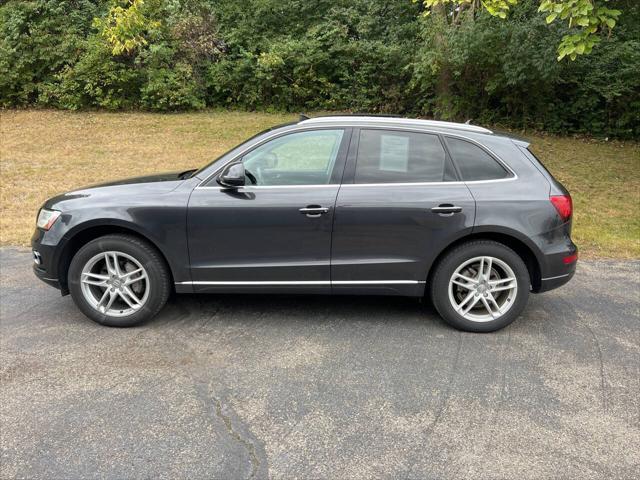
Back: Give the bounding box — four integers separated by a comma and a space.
299, 115, 492, 134
296, 115, 530, 145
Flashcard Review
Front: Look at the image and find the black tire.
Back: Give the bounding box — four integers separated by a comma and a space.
68, 234, 171, 327
430, 240, 530, 332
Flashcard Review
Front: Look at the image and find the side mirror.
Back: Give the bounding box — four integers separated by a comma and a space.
217, 162, 246, 188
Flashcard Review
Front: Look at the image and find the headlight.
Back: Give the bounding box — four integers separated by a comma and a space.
36, 209, 61, 230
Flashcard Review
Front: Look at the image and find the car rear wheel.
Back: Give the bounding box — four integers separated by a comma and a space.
68, 234, 170, 327
430, 240, 530, 332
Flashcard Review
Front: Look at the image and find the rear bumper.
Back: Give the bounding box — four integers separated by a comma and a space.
538, 268, 576, 293
535, 242, 578, 293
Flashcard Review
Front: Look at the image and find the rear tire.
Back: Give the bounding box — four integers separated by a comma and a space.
68, 234, 171, 327
430, 240, 530, 332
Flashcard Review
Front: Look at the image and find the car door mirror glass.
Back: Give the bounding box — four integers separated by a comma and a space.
218, 162, 246, 188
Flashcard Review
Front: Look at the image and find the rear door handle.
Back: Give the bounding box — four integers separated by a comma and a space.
431, 204, 463, 215
299, 206, 329, 217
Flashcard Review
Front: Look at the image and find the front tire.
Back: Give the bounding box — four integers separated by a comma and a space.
68, 234, 171, 327
430, 240, 530, 332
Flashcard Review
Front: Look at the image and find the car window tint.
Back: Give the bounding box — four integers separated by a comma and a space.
242, 129, 344, 185
354, 130, 455, 184
445, 137, 510, 181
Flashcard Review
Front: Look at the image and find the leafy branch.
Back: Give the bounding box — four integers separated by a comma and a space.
419, 0, 622, 60
93, 0, 160, 56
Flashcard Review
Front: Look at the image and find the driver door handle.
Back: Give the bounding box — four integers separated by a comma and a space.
299, 206, 329, 217
431, 204, 463, 215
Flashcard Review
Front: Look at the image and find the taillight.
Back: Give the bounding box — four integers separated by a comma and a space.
550, 195, 572, 222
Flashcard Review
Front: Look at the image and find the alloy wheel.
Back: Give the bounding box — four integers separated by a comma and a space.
80, 251, 150, 317
447, 256, 518, 323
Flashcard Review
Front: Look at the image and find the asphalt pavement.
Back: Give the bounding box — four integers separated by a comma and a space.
1, 247, 639, 479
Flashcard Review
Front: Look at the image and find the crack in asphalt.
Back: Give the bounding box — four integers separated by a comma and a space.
196, 303, 222, 334
492, 327, 512, 427
584, 322, 609, 414
193, 381, 261, 480
557, 296, 610, 415
423, 330, 463, 438
212, 395, 260, 480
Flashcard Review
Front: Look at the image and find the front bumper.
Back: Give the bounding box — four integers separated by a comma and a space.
33, 263, 62, 290
31, 227, 68, 294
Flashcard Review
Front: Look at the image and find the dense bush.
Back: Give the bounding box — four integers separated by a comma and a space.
0, 0, 638, 137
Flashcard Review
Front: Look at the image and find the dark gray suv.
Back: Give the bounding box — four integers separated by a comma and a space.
32, 115, 577, 332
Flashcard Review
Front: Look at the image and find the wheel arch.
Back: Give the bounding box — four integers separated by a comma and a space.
56, 221, 175, 294
426, 230, 543, 294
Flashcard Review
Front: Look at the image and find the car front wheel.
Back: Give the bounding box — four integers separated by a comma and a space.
68, 234, 171, 327
430, 240, 530, 332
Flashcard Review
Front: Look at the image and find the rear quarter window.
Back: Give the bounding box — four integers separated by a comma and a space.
445, 137, 511, 181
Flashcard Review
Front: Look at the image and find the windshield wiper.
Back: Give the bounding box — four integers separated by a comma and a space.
178, 168, 197, 180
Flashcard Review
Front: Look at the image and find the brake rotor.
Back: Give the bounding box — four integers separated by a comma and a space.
454, 265, 500, 306
124, 261, 144, 295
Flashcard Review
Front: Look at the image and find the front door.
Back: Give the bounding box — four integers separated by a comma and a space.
331, 128, 476, 296
187, 128, 351, 293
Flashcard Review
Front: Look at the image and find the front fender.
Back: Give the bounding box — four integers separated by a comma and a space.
41, 198, 193, 291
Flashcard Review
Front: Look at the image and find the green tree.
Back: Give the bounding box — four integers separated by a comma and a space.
0, 0, 637, 137
94, 0, 160, 56
418, 0, 622, 60
0, 0, 101, 106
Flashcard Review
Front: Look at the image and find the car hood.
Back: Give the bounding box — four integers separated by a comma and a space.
42, 171, 194, 210
82, 171, 189, 188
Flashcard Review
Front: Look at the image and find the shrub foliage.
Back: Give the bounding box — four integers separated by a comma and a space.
1, 0, 638, 137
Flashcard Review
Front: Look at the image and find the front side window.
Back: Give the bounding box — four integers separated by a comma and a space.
242, 129, 344, 186
445, 137, 511, 181
354, 129, 456, 184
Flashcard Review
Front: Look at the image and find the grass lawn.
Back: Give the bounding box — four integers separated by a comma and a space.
1, 110, 638, 257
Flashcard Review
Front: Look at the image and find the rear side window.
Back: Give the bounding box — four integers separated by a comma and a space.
445, 137, 510, 181
355, 129, 457, 184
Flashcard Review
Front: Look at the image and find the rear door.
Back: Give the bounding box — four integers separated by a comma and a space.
331, 128, 476, 296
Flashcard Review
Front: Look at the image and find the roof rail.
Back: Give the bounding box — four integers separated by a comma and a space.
299, 115, 492, 134
303, 113, 403, 119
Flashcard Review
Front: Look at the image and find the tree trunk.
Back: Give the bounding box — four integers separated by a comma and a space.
433, 2, 452, 120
